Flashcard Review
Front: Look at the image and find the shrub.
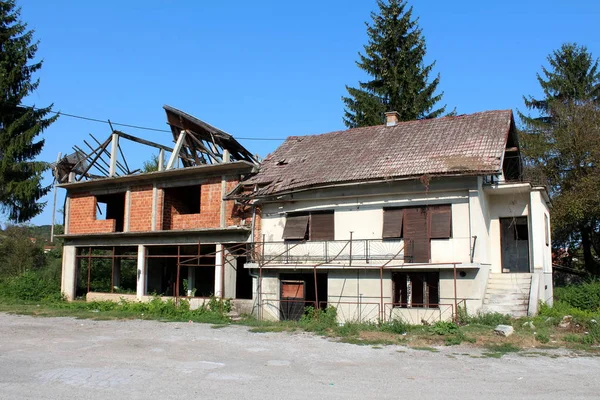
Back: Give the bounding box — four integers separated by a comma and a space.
299, 306, 338, 333
535, 333, 550, 343
380, 319, 410, 335
554, 281, 600, 311
429, 321, 459, 335
467, 312, 512, 326
2, 270, 61, 301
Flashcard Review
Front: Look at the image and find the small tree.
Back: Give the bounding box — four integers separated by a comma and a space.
342, 0, 447, 128
0, 0, 57, 222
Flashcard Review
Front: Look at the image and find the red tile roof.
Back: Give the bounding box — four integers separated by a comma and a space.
244, 110, 514, 197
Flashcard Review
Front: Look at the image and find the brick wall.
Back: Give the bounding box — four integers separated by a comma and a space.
129, 185, 153, 232
66, 175, 244, 235
68, 193, 116, 234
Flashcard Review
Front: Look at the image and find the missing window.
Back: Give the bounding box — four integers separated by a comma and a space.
163, 185, 201, 215
393, 271, 439, 308
96, 192, 126, 232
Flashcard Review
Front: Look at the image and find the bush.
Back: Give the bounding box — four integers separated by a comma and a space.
380, 319, 410, 334
429, 321, 459, 335
463, 311, 512, 326
1, 270, 61, 301
554, 281, 600, 311
299, 306, 338, 333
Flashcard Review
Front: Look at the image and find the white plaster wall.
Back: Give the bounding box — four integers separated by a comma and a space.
259, 178, 473, 264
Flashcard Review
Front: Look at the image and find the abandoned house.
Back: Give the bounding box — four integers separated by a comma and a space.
58, 106, 259, 311
227, 110, 553, 323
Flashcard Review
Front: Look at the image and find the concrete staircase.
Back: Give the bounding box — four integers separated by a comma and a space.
482, 273, 532, 317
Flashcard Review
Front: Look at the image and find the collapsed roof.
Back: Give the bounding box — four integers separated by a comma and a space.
53, 105, 258, 183
232, 110, 517, 199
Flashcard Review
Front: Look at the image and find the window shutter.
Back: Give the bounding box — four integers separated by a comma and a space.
404, 207, 429, 263
310, 212, 334, 241
382, 208, 403, 239
429, 205, 452, 239
282, 214, 309, 240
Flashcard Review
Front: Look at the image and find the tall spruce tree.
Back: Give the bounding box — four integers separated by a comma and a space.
519, 43, 600, 275
342, 0, 446, 128
0, 0, 57, 222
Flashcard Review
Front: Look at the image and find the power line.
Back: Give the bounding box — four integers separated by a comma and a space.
24, 105, 286, 141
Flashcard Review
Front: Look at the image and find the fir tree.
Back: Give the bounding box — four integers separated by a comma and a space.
0, 0, 57, 222
519, 43, 600, 275
342, 0, 446, 128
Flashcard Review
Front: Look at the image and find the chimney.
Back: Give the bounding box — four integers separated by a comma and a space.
385, 111, 400, 127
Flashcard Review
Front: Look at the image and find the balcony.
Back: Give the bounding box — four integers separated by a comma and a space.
248, 236, 476, 267
249, 239, 411, 266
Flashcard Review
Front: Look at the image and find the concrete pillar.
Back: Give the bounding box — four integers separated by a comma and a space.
187, 267, 195, 296
223, 246, 237, 299
123, 189, 131, 232
215, 244, 224, 298
136, 245, 146, 300
151, 184, 158, 231
112, 258, 121, 289
61, 245, 77, 301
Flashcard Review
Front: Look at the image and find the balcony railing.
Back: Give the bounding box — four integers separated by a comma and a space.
249, 239, 412, 266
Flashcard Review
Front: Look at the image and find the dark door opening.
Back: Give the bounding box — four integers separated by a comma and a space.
279, 272, 328, 321
235, 256, 253, 299
500, 217, 530, 273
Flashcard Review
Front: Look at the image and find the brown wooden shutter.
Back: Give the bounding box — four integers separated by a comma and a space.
282, 214, 309, 240
429, 205, 452, 239
382, 208, 403, 239
404, 207, 429, 263
310, 211, 334, 241
427, 272, 439, 307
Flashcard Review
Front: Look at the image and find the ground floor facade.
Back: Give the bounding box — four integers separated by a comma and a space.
60, 229, 256, 312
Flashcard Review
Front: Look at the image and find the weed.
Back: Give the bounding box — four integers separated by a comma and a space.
429, 321, 459, 335
380, 319, 410, 335
483, 343, 520, 357
535, 333, 550, 343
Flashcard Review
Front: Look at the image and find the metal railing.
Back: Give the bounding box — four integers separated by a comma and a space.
249, 238, 412, 265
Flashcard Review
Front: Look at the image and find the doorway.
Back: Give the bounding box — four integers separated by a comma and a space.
500, 217, 530, 273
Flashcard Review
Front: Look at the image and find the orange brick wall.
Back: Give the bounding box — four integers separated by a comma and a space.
168, 177, 238, 230
129, 185, 153, 232
68, 193, 116, 234
66, 175, 244, 235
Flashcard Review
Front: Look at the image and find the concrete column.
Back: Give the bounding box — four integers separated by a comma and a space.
112, 258, 121, 289
151, 184, 158, 231
223, 246, 237, 299
215, 244, 224, 298
123, 189, 131, 232
187, 267, 195, 296
109, 132, 119, 177
136, 245, 146, 300
64, 195, 71, 235
61, 245, 77, 301
529, 190, 544, 273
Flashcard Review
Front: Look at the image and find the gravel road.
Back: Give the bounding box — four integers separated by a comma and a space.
0, 313, 598, 399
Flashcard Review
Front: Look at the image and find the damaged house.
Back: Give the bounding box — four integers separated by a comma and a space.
58, 107, 552, 324
228, 110, 553, 323
58, 106, 258, 311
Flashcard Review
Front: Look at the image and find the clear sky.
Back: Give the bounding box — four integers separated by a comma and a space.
15, 0, 600, 226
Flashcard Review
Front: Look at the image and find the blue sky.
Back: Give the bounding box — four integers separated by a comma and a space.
16, 0, 600, 226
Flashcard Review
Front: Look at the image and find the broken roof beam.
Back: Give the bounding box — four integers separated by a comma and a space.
163, 105, 258, 165
73, 145, 111, 177
166, 130, 187, 170
185, 132, 222, 163
114, 130, 174, 152
89, 134, 129, 176
76, 136, 112, 181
